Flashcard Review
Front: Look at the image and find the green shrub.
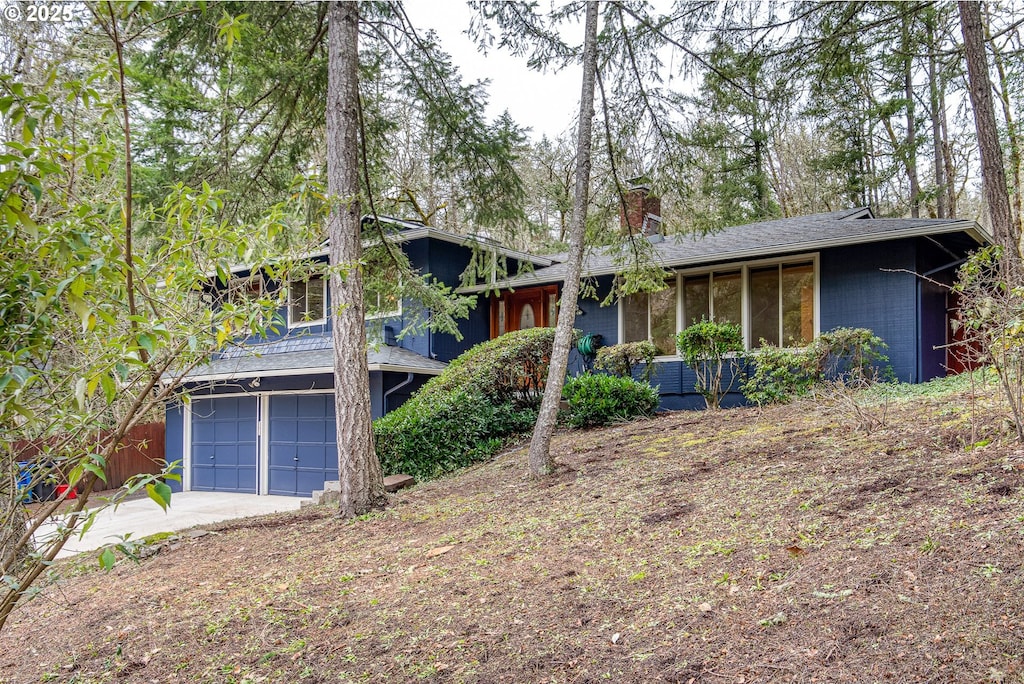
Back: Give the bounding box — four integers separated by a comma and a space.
417, 327, 561, 409
741, 327, 891, 406
676, 319, 745, 409
562, 374, 660, 428
812, 327, 890, 385
740, 343, 817, 406
374, 389, 535, 481
373, 328, 561, 480
594, 340, 658, 382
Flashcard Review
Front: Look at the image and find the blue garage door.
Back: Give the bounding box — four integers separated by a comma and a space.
268, 394, 338, 496
191, 396, 258, 493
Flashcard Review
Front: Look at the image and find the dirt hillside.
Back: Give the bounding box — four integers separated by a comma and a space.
1, 379, 1022, 683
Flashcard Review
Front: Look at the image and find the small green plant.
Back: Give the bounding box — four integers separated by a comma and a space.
594, 340, 658, 383
741, 342, 817, 406
742, 327, 891, 406
562, 374, 660, 428
978, 563, 1002, 578
676, 319, 744, 409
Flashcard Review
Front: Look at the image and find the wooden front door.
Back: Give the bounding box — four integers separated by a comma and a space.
491, 285, 559, 338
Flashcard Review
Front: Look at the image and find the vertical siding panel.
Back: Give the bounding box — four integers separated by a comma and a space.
819, 241, 918, 382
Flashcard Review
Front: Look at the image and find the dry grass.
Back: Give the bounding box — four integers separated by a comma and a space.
1, 379, 1023, 683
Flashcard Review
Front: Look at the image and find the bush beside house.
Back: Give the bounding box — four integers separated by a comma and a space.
562, 374, 660, 428
373, 328, 558, 481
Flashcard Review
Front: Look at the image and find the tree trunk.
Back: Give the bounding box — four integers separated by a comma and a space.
527, 1, 599, 477
927, 19, 948, 219
327, 1, 386, 516
959, 1, 1019, 255
0, 458, 28, 575
985, 4, 1023, 237
902, 14, 921, 218
940, 86, 957, 217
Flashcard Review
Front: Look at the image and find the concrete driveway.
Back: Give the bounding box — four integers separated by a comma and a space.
41, 492, 305, 559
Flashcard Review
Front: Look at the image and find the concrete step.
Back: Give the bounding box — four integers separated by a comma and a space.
306, 475, 414, 505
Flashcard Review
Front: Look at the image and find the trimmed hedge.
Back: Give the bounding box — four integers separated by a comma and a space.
562, 373, 660, 428
373, 388, 536, 480
373, 328, 559, 481
415, 327, 559, 409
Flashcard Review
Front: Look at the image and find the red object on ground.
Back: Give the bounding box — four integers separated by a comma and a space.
55, 484, 76, 499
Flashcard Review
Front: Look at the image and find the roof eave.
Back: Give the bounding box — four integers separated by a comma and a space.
173, 361, 445, 385
465, 219, 988, 291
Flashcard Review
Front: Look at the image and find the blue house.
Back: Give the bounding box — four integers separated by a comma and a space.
165, 217, 552, 496
471, 190, 990, 409
166, 198, 989, 496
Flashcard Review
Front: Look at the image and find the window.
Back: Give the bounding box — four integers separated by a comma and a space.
366, 281, 402, 319
621, 279, 677, 355
288, 275, 326, 327
225, 276, 265, 306
619, 257, 817, 353
682, 271, 740, 327
748, 263, 814, 346
686, 261, 814, 348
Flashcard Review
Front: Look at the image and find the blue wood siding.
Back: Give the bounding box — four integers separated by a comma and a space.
819, 241, 918, 383
576, 275, 619, 345
382, 371, 432, 414
642, 359, 749, 410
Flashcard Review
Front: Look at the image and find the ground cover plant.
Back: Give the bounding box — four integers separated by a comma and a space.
1, 373, 1022, 682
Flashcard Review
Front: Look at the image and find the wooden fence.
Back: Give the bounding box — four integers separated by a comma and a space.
15, 421, 166, 492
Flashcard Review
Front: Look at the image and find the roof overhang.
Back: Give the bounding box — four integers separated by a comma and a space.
461, 218, 991, 292
173, 362, 445, 385
223, 217, 555, 277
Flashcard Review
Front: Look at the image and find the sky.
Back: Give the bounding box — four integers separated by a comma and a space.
402, 2, 583, 141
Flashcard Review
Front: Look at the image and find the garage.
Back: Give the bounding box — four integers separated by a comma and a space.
268, 394, 338, 497
190, 396, 258, 493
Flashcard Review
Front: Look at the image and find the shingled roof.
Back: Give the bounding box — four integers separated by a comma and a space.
177, 336, 446, 384
464, 208, 989, 291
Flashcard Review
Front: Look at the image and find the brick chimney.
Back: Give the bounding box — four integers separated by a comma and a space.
619, 182, 662, 237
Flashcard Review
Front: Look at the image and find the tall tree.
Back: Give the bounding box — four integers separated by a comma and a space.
0, 1, 304, 629
327, 1, 386, 516
959, 0, 1018, 254
527, 1, 599, 476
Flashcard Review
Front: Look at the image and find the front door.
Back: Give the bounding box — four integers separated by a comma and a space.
492, 285, 559, 338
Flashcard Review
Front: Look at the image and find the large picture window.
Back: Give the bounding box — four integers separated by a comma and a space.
750, 263, 814, 346
682, 271, 740, 327
288, 275, 326, 327
619, 257, 816, 354
621, 279, 677, 355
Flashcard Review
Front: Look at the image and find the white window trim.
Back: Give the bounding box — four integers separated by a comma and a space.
287, 275, 327, 328
618, 252, 820, 357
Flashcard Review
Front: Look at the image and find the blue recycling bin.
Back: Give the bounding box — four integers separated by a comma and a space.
17, 462, 33, 502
